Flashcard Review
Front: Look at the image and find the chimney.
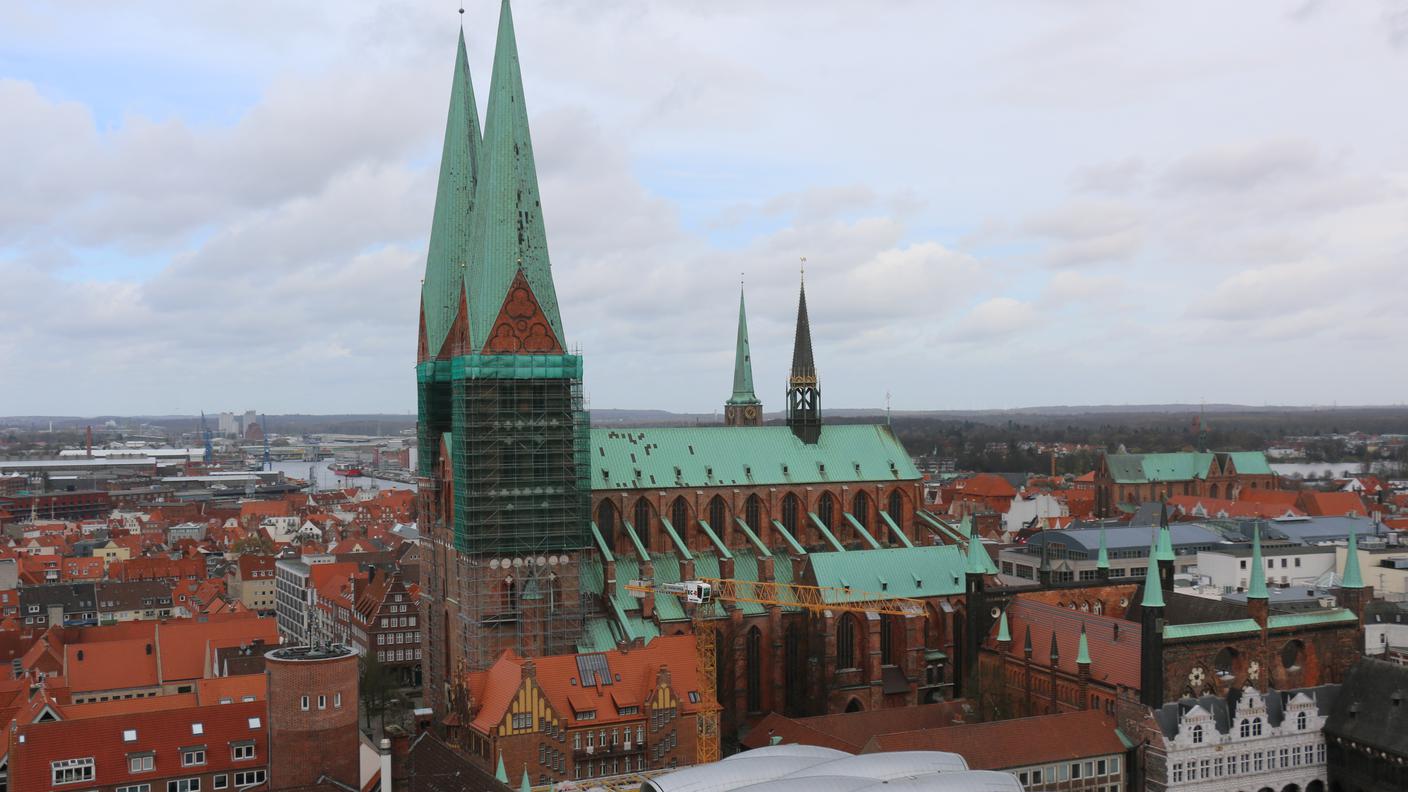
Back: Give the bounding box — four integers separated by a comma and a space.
379, 738, 392, 792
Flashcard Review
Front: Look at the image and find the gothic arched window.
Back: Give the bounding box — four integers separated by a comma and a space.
837, 613, 859, 669
818, 492, 835, 529
745, 626, 762, 712
853, 491, 870, 531
596, 501, 617, 552
670, 496, 689, 532
887, 489, 904, 535
781, 493, 801, 536
745, 494, 763, 529
708, 496, 727, 532
632, 497, 653, 548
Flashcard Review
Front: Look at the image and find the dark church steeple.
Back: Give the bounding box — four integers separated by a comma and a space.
786, 266, 821, 444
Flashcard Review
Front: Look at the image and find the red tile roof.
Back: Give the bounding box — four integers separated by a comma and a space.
10, 700, 268, 792
740, 700, 972, 751
860, 710, 1125, 767
65, 639, 160, 693
994, 600, 1142, 690
467, 635, 703, 734
1297, 490, 1371, 517
1236, 488, 1300, 506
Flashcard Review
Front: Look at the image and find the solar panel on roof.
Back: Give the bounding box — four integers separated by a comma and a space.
576, 653, 612, 686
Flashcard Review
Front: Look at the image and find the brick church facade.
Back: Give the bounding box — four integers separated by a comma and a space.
413, 2, 988, 766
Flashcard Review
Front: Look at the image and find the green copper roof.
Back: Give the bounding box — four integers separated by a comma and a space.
468, 0, 565, 349
495, 753, 507, 784
1224, 451, 1274, 475
1105, 451, 1273, 483
421, 29, 482, 357
1162, 619, 1262, 640
996, 609, 1011, 643
1341, 524, 1365, 589
1096, 524, 1110, 569
1248, 524, 1269, 599
1076, 625, 1091, 665
1140, 541, 1164, 608
588, 424, 920, 490
1267, 610, 1359, 629
521, 768, 531, 792
727, 286, 759, 405
808, 545, 965, 603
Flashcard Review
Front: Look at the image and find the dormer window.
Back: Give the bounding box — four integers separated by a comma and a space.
1191, 724, 1203, 744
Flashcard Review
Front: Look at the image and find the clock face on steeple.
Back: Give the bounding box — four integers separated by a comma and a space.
744, 406, 758, 420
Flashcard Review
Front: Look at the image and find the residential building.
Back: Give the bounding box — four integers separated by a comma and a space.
227, 554, 276, 614
20, 583, 98, 628
95, 580, 174, 623
8, 700, 269, 792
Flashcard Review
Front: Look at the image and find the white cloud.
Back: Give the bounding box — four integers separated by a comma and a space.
3, 0, 1408, 413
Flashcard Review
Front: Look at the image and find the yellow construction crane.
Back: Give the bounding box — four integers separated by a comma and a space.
625, 577, 926, 765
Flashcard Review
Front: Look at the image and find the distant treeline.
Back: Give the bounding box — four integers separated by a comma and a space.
879, 408, 1408, 475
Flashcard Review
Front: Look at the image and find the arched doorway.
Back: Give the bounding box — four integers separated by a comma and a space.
1306, 781, 1325, 792
844, 697, 863, 713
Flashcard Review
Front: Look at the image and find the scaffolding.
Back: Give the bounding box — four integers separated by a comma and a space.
447, 352, 593, 671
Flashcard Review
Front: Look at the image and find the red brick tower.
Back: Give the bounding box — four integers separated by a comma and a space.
265, 645, 360, 790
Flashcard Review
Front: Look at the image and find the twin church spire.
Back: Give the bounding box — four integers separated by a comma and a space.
723, 274, 823, 443
417, 3, 823, 440
418, 0, 564, 363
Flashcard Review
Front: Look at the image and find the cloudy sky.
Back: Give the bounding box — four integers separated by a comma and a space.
3, 1, 1407, 416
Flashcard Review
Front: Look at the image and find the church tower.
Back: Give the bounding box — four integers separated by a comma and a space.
415, 22, 482, 722
786, 275, 822, 443
724, 285, 762, 426
418, 0, 590, 724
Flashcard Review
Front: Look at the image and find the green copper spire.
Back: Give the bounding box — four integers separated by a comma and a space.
495, 753, 508, 784
468, 0, 566, 349
422, 28, 482, 357
967, 540, 989, 575
727, 285, 760, 405
1156, 504, 1175, 562
1077, 623, 1092, 665
520, 767, 531, 792
1096, 524, 1110, 570
1341, 524, 1365, 589
1247, 524, 1268, 599
997, 608, 1011, 643
1141, 540, 1165, 608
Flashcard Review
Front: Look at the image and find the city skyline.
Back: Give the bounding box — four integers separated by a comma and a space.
4, 1, 1408, 415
